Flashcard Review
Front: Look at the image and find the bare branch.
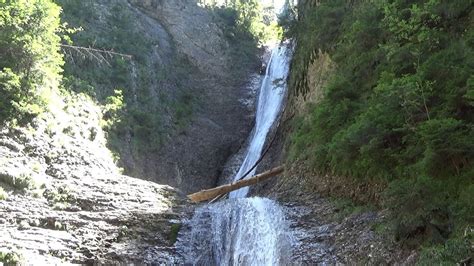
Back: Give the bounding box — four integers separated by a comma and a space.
60, 44, 133, 66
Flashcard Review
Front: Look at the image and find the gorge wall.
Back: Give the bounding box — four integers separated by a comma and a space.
254, 0, 473, 264
59, 0, 259, 193
0, 0, 260, 263
127, 0, 257, 193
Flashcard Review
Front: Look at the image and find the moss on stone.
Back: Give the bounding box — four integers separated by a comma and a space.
168, 223, 181, 244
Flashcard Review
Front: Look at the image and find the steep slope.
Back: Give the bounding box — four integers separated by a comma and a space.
258, 0, 473, 264
0, 93, 183, 264
0, 0, 261, 263
58, 0, 258, 193
128, 0, 257, 193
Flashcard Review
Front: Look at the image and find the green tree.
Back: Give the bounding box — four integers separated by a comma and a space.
0, 0, 63, 123
288, 0, 474, 261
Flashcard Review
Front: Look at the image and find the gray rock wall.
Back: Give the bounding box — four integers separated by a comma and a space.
0, 94, 184, 264
0, 0, 257, 263
119, 0, 256, 193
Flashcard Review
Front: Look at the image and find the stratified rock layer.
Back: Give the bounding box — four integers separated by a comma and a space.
0, 94, 184, 264
115, 0, 256, 193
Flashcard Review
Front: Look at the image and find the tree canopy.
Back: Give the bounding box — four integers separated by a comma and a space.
287, 0, 473, 263
0, 0, 63, 123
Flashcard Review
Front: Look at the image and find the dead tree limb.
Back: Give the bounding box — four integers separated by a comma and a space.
188, 166, 285, 203
60, 44, 133, 66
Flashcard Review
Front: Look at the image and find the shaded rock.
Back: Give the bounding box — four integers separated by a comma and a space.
114, 0, 258, 194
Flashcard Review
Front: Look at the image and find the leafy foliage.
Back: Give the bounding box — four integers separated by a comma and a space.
213, 6, 260, 71
210, 0, 281, 43
56, 0, 173, 154
0, 172, 39, 191
210, 0, 282, 73
418, 235, 473, 265
101, 89, 125, 131
0, 0, 64, 123
0, 250, 23, 264
287, 0, 474, 260
0, 186, 6, 200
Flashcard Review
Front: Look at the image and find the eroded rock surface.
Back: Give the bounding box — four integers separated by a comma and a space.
1, 175, 182, 264
282, 195, 414, 264
129, 0, 229, 75
111, 0, 257, 194
0, 94, 184, 264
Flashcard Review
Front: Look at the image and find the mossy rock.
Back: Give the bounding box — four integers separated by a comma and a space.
168, 223, 181, 244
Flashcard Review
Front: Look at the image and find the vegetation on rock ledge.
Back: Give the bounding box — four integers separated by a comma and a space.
0, 0, 63, 124
56, 0, 168, 154
208, 0, 283, 73
286, 0, 473, 263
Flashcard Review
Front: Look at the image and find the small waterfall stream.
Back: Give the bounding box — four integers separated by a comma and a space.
177, 44, 293, 265
230, 44, 291, 198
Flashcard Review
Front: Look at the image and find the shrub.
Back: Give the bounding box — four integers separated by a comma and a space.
0, 0, 63, 123
384, 176, 450, 245
101, 89, 125, 130
0, 172, 38, 191
0, 250, 23, 264
418, 236, 473, 265
287, 0, 473, 261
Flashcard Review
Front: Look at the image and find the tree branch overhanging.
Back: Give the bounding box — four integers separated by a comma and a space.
60, 44, 133, 66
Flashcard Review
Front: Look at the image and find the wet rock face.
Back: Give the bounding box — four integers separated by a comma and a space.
0, 95, 184, 264
1, 175, 182, 264
282, 196, 415, 264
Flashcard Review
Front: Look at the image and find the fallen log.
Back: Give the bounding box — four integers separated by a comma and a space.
187, 166, 285, 203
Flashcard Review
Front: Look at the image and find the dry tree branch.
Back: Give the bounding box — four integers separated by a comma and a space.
60, 44, 133, 67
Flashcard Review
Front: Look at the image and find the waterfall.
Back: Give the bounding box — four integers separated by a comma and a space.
177, 43, 293, 265
178, 197, 293, 265
230, 44, 290, 198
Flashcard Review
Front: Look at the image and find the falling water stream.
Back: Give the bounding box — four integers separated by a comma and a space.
177, 44, 293, 265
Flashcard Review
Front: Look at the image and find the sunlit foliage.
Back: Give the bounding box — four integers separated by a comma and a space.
287, 0, 473, 261
0, 0, 64, 123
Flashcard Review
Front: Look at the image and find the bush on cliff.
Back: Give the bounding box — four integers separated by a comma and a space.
56, 0, 170, 154
287, 0, 473, 261
0, 0, 63, 124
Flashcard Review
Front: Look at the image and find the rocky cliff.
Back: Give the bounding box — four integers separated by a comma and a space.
59, 0, 258, 194
0, 0, 259, 263
0, 93, 184, 264
127, 0, 257, 193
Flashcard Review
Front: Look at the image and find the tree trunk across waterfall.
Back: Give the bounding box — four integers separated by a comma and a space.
187, 166, 285, 203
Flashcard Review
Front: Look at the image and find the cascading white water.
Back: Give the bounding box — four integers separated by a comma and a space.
177, 43, 293, 265
178, 197, 293, 265
230, 44, 290, 198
